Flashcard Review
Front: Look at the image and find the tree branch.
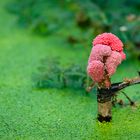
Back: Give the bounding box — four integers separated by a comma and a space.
111, 77, 140, 92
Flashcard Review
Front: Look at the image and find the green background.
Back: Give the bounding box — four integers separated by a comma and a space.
0, 0, 140, 139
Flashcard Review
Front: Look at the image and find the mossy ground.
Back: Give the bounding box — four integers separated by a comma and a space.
0, 0, 140, 139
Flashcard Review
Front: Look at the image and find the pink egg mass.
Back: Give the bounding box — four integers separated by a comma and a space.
87, 33, 126, 83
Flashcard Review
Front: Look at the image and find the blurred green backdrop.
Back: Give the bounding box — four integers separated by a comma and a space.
0, 0, 140, 139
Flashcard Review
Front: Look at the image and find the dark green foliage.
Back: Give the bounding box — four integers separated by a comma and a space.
33, 58, 64, 89
6, 0, 73, 34
33, 58, 90, 90
6, 0, 140, 59
63, 64, 87, 89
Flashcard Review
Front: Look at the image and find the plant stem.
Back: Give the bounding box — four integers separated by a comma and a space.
97, 56, 112, 122
121, 91, 135, 106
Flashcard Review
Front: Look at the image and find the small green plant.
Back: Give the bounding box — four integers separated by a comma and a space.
32, 57, 91, 90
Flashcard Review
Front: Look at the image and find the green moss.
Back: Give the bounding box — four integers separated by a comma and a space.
0, 0, 140, 139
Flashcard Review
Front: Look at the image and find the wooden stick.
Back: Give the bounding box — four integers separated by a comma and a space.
121, 91, 135, 106
97, 77, 140, 122
97, 56, 112, 122
111, 77, 140, 92
86, 82, 95, 92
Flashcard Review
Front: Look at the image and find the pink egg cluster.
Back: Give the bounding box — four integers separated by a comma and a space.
93, 33, 126, 60
87, 33, 126, 82
93, 33, 123, 51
